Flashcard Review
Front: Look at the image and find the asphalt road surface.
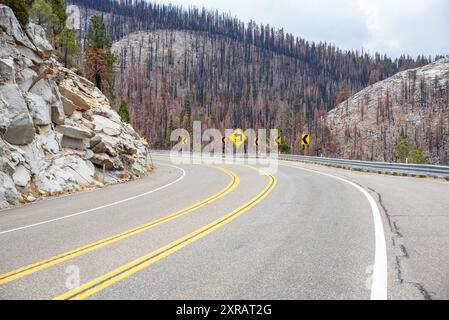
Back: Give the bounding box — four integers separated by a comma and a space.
0, 156, 448, 300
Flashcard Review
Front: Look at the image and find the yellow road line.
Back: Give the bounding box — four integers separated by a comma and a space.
54, 167, 277, 300
0, 166, 239, 285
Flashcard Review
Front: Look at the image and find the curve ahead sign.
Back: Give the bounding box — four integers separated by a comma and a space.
301, 134, 310, 145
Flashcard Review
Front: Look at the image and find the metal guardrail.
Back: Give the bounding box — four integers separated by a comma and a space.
149, 150, 449, 179
277, 154, 449, 179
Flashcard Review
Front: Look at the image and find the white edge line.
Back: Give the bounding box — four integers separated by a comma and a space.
281, 162, 388, 300
0, 163, 186, 236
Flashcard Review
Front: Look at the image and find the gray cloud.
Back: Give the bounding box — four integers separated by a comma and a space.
153, 0, 449, 58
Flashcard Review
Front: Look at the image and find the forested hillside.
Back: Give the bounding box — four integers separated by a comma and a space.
67, 0, 439, 151
319, 58, 449, 164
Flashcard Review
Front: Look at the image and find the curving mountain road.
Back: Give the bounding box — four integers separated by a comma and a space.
0, 156, 448, 300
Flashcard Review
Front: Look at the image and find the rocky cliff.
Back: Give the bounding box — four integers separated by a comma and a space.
0, 5, 149, 209
320, 58, 449, 164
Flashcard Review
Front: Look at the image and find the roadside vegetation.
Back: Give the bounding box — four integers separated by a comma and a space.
397, 132, 426, 164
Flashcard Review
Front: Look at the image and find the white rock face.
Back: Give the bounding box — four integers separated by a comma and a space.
29, 77, 65, 125
36, 154, 96, 194
322, 57, 449, 164
0, 58, 15, 84
25, 92, 52, 125
0, 84, 36, 145
0, 5, 36, 50
0, 5, 149, 209
0, 171, 19, 209
26, 23, 53, 54
92, 115, 122, 136
12, 165, 31, 188
56, 125, 94, 140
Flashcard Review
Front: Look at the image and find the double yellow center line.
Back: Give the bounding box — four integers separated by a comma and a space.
55, 167, 276, 300
0, 166, 239, 285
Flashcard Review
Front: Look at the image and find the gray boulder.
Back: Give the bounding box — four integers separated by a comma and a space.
0, 158, 15, 176
16, 68, 37, 91
58, 81, 92, 111
15, 45, 43, 65
56, 125, 94, 140
25, 92, 51, 126
0, 85, 35, 145
13, 164, 31, 188
91, 134, 118, 157
19, 137, 48, 175
61, 96, 76, 116
90, 153, 124, 170
4, 114, 35, 145
92, 115, 122, 136
0, 171, 19, 209
0, 35, 16, 60
39, 129, 60, 154
35, 155, 95, 194
29, 78, 65, 125
84, 149, 94, 160
0, 58, 15, 84
61, 136, 87, 151
83, 109, 93, 121
26, 23, 53, 55
89, 135, 102, 148
0, 5, 36, 51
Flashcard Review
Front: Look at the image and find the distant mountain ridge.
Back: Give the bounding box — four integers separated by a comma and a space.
318, 57, 449, 164
66, 0, 436, 152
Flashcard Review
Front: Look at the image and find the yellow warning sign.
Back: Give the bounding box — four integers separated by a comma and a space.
275, 136, 283, 145
301, 134, 310, 145
229, 129, 247, 148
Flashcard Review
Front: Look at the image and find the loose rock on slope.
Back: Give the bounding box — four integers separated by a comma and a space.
0, 5, 149, 209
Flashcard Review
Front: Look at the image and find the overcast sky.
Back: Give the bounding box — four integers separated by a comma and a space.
153, 0, 449, 59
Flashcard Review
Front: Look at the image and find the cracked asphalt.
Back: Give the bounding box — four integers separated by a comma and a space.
293, 161, 449, 300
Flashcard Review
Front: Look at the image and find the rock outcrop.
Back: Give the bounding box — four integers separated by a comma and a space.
319, 58, 449, 164
0, 5, 149, 209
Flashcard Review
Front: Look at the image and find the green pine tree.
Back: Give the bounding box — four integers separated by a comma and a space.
30, 0, 69, 49
182, 95, 191, 129
396, 132, 410, 163
48, 0, 67, 34
278, 128, 291, 154
86, 15, 112, 50
117, 100, 130, 123
396, 131, 426, 164
409, 148, 426, 164
85, 15, 116, 97
30, 0, 54, 26
57, 26, 80, 67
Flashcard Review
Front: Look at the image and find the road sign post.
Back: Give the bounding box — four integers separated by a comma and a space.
222, 136, 227, 154
301, 134, 310, 156
301, 134, 310, 146
254, 137, 259, 158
